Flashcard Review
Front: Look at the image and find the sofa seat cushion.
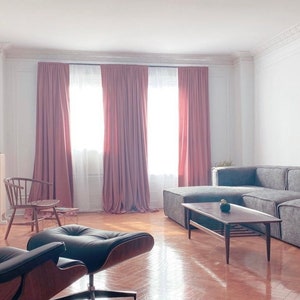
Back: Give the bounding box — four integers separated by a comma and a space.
278, 199, 300, 247
242, 189, 300, 238
164, 186, 263, 203
163, 185, 263, 228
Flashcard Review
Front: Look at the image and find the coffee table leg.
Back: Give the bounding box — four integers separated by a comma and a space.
264, 223, 271, 261
225, 224, 230, 264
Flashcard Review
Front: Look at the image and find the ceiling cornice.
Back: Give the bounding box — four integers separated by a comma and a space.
0, 43, 10, 54
253, 23, 300, 56
4, 47, 235, 66
233, 51, 254, 64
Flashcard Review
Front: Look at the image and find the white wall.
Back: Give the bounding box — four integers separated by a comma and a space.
233, 55, 254, 165
4, 59, 37, 177
0, 49, 4, 153
254, 38, 300, 166
3, 54, 238, 180
209, 64, 235, 166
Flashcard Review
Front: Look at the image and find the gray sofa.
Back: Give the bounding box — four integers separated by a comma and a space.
163, 166, 300, 247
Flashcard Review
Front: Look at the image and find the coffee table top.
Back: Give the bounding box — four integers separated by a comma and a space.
182, 202, 282, 225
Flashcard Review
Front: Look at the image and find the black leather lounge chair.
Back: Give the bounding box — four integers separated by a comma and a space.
0, 242, 87, 300
27, 224, 155, 299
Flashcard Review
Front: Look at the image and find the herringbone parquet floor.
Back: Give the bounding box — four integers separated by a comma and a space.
1, 210, 300, 300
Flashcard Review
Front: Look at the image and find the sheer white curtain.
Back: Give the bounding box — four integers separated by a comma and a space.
69, 65, 104, 211
69, 65, 178, 211
148, 67, 179, 208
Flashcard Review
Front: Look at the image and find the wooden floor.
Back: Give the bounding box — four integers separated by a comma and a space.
1, 210, 300, 300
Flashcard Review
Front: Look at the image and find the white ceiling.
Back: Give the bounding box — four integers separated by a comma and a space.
1, 0, 300, 56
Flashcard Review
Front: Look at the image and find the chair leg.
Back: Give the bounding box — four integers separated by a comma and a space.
52, 207, 62, 227
88, 274, 137, 300
33, 208, 40, 232
94, 290, 137, 299
4, 209, 16, 240
31, 209, 35, 232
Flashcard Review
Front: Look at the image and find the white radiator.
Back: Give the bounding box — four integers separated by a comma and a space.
0, 154, 6, 223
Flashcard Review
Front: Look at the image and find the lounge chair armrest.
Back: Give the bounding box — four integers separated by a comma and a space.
0, 242, 65, 283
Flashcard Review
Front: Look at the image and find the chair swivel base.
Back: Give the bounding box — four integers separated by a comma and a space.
56, 289, 137, 299
56, 273, 137, 299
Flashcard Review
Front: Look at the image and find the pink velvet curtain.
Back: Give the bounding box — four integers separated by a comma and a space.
101, 64, 150, 213
178, 66, 211, 187
32, 62, 73, 206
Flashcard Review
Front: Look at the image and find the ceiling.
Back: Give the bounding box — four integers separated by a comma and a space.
1, 0, 300, 57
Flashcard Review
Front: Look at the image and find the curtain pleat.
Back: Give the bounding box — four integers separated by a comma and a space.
178, 67, 211, 186
101, 64, 150, 213
32, 62, 73, 206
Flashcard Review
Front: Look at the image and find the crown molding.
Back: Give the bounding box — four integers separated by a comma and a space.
233, 51, 254, 65
0, 43, 10, 54
4, 47, 235, 66
254, 23, 300, 56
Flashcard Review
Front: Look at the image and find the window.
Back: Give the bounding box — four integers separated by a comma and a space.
69, 65, 104, 211
69, 65, 179, 210
148, 67, 179, 207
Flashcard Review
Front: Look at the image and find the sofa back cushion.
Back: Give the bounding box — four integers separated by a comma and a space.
255, 167, 287, 190
212, 167, 256, 186
287, 168, 300, 192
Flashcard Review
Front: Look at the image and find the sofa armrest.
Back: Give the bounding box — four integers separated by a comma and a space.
212, 166, 257, 186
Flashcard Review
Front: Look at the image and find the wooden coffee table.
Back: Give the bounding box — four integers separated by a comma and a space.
182, 202, 282, 264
